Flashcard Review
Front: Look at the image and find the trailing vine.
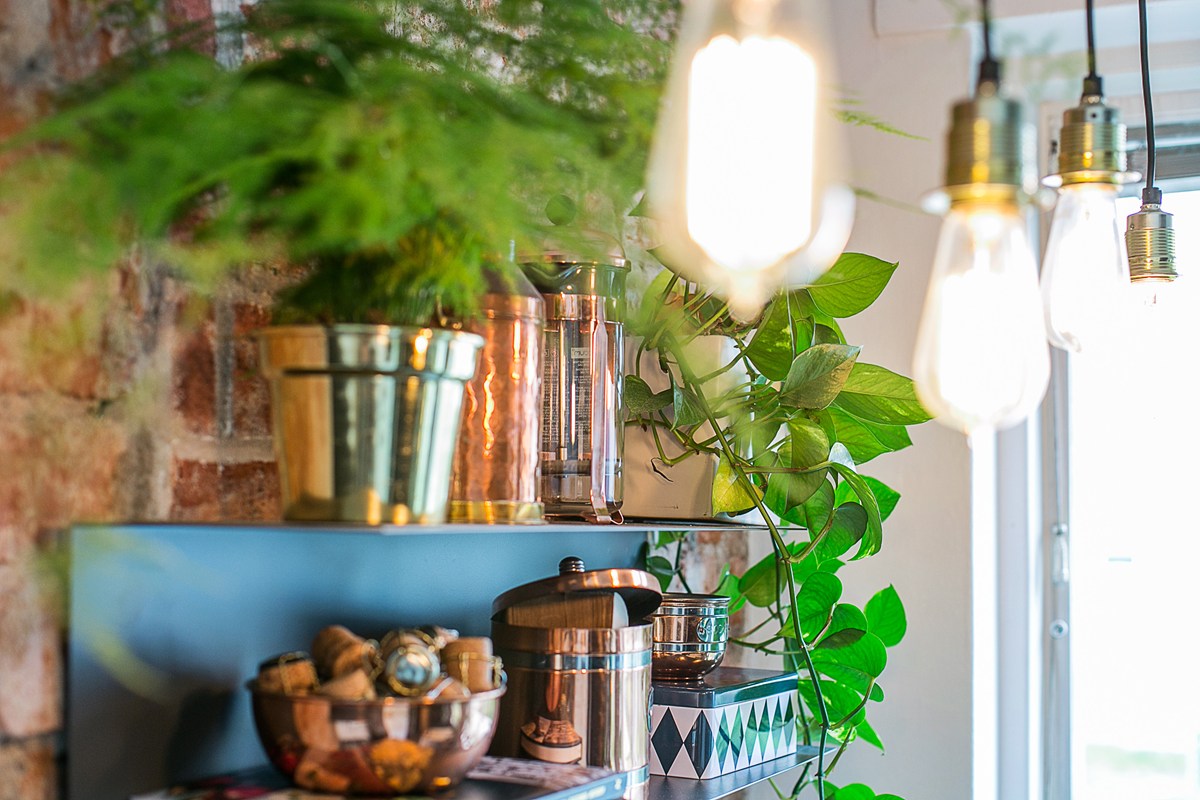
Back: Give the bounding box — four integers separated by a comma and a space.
630, 251, 930, 800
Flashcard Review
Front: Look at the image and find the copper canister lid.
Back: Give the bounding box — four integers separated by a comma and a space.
491, 556, 662, 622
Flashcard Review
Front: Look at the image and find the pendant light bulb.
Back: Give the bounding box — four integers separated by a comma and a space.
1126, 191, 1177, 307
646, 0, 854, 318
913, 61, 1049, 434
1125, 0, 1178, 306
915, 198, 1049, 434
1041, 84, 1134, 353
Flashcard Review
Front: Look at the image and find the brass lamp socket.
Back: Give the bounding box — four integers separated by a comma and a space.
1046, 92, 1137, 188
943, 81, 1037, 206
1126, 200, 1178, 283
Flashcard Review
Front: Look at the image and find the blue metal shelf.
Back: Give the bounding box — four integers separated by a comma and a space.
66, 522, 759, 800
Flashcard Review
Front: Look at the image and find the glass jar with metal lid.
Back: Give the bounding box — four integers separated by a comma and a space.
523, 253, 629, 523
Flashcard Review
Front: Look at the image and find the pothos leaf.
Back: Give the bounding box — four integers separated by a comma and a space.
625, 375, 672, 415
809, 253, 899, 318
711, 454, 762, 515
744, 293, 813, 380
829, 464, 883, 558
836, 475, 901, 522
824, 406, 912, 465
865, 585, 907, 648
833, 363, 931, 425
780, 344, 860, 410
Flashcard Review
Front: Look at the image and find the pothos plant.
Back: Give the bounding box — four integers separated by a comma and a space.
629, 251, 931, 800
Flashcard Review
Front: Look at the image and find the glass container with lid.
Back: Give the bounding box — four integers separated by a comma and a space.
524, 253, 629, 523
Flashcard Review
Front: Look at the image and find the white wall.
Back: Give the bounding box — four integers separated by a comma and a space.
822, 5, 975, 798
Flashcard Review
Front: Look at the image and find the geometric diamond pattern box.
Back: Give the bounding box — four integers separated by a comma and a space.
649, 667, 798, 780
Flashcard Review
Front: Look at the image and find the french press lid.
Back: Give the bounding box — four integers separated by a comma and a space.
491, 556, 663, 623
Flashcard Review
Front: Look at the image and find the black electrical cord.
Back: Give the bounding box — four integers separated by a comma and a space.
1138, 0, 1161, 203
1085, 0, 1098, 80
977, 0, 1001, 86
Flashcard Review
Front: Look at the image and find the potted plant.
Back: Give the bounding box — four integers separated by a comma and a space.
629, 250, 930, 798
0, 0, 672, 523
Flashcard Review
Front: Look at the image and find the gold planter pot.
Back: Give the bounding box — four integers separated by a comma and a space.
259, 325, 483, 524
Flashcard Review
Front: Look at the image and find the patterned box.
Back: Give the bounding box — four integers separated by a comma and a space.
649, 667, 798, 780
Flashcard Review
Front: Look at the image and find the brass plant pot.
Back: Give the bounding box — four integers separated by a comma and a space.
259, 325, 483, 524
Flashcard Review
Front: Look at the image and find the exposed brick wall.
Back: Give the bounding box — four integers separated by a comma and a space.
0, 3, 284, 796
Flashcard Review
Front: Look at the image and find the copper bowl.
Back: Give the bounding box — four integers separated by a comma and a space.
248, 682, 506, 796
651, 593, 729, 681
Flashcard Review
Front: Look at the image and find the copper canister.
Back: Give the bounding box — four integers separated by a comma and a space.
490, 557, 663, 800
450, 268, 545, 523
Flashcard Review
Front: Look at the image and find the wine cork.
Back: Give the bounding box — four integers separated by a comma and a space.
312, 625, 375, 680
317, 669, 378, 701
257, 652, 319, 695
441, 637, 496, 692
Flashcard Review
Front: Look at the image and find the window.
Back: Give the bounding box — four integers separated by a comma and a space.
1065, 184, 1200, 800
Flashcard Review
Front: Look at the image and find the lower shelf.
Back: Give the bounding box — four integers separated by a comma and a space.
131, 749, 823, 800
649, 746, 823, 800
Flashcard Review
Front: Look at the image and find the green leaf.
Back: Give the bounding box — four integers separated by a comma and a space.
854, 719, 885, 751
784, 479, 834, 530
782, 571, 843, 640
672, 381, 705, 428
765, 471, 824, 518
829, 784, 876, 800
865, 585, 907, 648
822, 603, 867, 641
824, 407, 912, 464
815, 503, 868, 563
713, 568, 746, 614
812, 323, 845, 345
809, 253, 899, 318
829, 464, 883, 558
819, 661, 884, 702
712, 455, 763, 515
836, 476, 901, 522
625, 375, 672, 416
744, 294, 813, 380
739, 542, 800, 607
789, 418, 830, 468
833, 363, 931, 426
780, 344, 861, 410
813, 630, 888, 678
645, 555, 674, 591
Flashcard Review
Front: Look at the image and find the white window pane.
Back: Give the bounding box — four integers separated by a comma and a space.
1069, 188, 1200, 800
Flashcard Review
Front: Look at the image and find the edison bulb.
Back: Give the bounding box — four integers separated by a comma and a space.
1040, 184, 1128, 352
646, 0, 853, 318
1131, 277, 1173, 308
914, 203, 1050, 434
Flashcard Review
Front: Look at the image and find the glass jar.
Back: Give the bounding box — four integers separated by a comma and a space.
525, 254, 628, 523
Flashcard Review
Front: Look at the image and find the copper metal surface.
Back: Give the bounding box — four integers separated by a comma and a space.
490, 621, 651, 800
650, 594, 729, 680
249, 684, 505, 795
450, 272, 546, 524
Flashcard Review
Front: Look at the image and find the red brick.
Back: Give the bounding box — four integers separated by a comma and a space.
174, 315, 218, 438
0, 735, 56, 800
231, 302, 272, 437
0, 568, 61, 738
170, 458, 221, 521
220, 460, 280, 521
165, 0, 217, 56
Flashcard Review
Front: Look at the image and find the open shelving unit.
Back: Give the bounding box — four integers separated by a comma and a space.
67, 522, 783, 800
